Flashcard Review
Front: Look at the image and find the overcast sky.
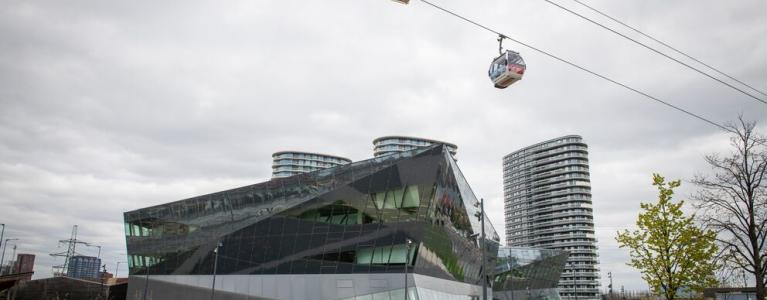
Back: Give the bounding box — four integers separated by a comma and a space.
1, 0, 766, 291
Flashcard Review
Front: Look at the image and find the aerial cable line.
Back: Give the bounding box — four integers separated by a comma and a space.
416, 0, 733, 134
540, 0, 767, 106
568, 0, 767, 99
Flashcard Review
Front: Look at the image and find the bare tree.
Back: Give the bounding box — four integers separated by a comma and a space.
692, 117, 766, 299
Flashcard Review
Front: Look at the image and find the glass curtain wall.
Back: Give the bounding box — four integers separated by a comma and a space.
124, 145, 500, 290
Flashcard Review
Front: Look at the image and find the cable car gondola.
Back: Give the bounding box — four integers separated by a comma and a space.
488, 36, 526, 89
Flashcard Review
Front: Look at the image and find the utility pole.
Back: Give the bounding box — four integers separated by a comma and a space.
211, 241, 223, 300
405, 238, 412, 300
51, 225, 89, 276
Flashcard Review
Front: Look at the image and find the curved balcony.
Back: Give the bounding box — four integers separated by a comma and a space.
532, 225, 594, 235
531, 159, 589, 174
531, 173, 590, 187
528, 145, 588, 160
535, 240, 597, 248
529, 195, 592, 208
532, 180, 591, 194
564, 249, 599, 255
530, 210, 594, 222
530, 189, 591, 202
531, 152, 590, 167
530, 140, 587, 154
529, 167, 589, 181
529, 232, 596, 243
529, 202, 593, 215
532, 218, 594, 228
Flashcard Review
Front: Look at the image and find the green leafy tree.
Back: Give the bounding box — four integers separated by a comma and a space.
616, 174, 719, 300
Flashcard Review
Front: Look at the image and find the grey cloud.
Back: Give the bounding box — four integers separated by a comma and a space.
1, 0, 766, 288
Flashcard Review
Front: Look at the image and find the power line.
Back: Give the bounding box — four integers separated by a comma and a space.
416, 0, 733, 134
541, 0, 767, 106
569, 0, 767, 100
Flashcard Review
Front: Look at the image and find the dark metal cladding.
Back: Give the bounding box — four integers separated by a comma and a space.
123, 145, 500, 286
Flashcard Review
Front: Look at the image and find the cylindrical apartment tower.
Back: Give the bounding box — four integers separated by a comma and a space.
372, 136, 458, 157
271, 151, 352, 178
502, 135, 600, 300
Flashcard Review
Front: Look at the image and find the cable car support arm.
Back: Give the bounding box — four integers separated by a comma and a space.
497, 34, 507, 55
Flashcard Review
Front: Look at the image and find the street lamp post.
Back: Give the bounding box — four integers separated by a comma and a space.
9, 244, 17, 274
142, 260, 151, 300
115, 262, 126, 277
0, 224, 5, 270
211, 241, 223, 300
0, 238, 19, 275
405, 238, 412, 300
473, 198, 488, 300
86, 244, 102, 263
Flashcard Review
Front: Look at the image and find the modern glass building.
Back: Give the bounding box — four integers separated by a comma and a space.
493, 248, 569, 300
373, 136, 458, 158
124, 145, 501, 299
272, 151, 352, 178
67, 256, 101, 279
502, 135, 600, 300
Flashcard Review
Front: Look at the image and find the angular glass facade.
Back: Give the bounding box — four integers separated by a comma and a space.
124, 145, 500, 299
493, 248, 569, 300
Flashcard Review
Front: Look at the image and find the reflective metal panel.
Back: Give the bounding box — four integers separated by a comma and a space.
493, 247, 569, 300
124, 145, 498, 290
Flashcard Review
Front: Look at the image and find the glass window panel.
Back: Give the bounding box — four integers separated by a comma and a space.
383, 191, 397, 209
356, 248, 373, 265
392, 188, 405, 208
402, 186, 420, 208
373, 192, 385, 210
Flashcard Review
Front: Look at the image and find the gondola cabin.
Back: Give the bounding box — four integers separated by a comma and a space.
488, 50, 526, 89
391, 0, 409, 4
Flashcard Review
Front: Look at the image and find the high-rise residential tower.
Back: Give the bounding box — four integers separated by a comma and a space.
503, 135, 600, 300
373, 136, 457, 157
271, 151, 352, 178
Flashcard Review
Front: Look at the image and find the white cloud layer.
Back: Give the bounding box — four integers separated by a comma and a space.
1, 0, 766, 291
